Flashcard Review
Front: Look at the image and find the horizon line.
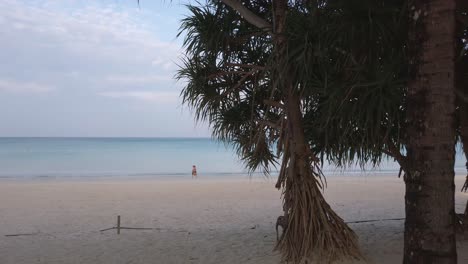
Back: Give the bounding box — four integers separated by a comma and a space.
0, 136, 213, 139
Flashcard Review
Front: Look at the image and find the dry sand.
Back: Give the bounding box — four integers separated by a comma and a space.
0, 175, 467, 264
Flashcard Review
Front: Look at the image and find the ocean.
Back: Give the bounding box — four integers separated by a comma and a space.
0, 137, 466, 179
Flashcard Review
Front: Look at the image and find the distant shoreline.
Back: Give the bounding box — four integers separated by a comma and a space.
1, 137, 466, 181
0, 136, 213, 139
1, 172, 467, 182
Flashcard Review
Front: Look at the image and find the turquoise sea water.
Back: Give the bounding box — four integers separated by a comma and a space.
0, 137, 466, 179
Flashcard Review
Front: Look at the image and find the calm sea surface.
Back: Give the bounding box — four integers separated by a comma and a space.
0, 137, 466, 179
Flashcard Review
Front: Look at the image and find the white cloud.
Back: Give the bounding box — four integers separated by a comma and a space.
0, 79, 54, 94
151, 58, 164, 66
99, 91, 179, 103
0, 1, 208, 137
106, 74, 172, 85
0, 0, 181, 92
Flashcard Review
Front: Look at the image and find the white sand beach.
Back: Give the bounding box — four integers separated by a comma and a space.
0, 175, 467, 264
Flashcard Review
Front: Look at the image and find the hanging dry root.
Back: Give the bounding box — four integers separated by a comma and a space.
274, 147, 363, 263
276, 215, 289, 241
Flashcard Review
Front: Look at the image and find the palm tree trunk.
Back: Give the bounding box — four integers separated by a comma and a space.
275, 72, 362, 263
459, 107, 468, 193
404, 0, 457, 263
272, 1, 361, 262
459, 101, 468, 193
456, 0, 468, 236
456, 0, 468, 193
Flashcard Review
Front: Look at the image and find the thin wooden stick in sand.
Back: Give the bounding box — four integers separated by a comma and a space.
117, 215, 121, 234
345, 217, 405, 224
99, 215, 157, 233
99, 227, 156, 232
119, 227, 154, 230
5, 233, 38, 237
99, 227, 115, 232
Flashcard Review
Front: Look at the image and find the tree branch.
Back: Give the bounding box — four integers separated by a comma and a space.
258, 119, 281, 130
207, 70, 250, 80
383, 139, 408, 176
221, 0, 272, 33
220, 69, 257, 96
263, 99, 284, 109
225, 63, 266, 70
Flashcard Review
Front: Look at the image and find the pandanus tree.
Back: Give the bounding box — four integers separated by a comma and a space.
177, 0, 408, 262
178, 2, 361, 262
177, 0, 467, 262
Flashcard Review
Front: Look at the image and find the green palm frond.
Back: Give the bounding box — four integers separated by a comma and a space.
178, 0, 409, 172
177, 0, 276, 172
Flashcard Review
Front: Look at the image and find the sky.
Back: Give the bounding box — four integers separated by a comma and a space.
0, 0, 211, 137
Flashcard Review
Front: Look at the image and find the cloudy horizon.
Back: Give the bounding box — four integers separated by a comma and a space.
0, 0, 210, 137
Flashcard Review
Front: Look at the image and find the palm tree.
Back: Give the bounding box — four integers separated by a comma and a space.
177, 1, 407, 262
457, 0, 468, 194
177, 0, 468, 262
178, 2, 361, 262
403, 0, 458, 263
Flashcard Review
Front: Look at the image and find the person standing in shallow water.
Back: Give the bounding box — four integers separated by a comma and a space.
192, 165, 197, 179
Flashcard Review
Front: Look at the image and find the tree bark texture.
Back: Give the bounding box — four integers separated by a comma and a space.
456, 0, 468, 193
404, 0, 457, 263
457, 72, 468, 193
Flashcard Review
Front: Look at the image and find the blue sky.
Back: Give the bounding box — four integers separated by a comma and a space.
0, 0, 210, 137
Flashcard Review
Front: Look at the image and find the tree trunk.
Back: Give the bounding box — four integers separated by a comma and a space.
458, 96, 468, 193
217, 0, 361, 261
272, 0, 361, 262
456, 0, 468, 193
404, 0, 457, 263
275, 74, 362, 263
